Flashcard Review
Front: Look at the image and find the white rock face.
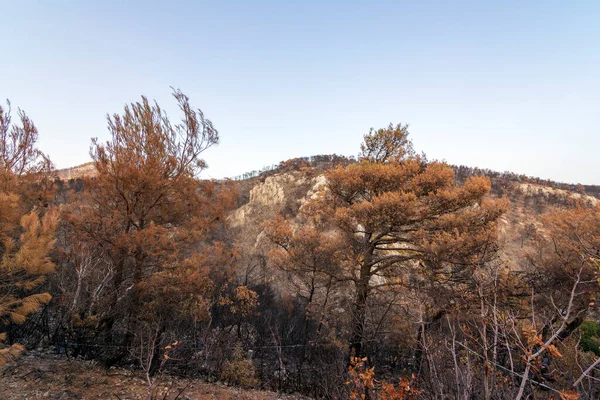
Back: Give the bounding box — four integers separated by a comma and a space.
228, 172, 316, 228
307, 175, 327, 198
248, 176, 287, 206
518, 183, 598, 205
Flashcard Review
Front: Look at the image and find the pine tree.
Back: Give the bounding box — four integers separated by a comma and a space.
65, 89, 235, 364
270, 124, 507, 357
0, 101, 57, 365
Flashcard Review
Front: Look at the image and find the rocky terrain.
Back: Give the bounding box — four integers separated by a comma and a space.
55, 163, 97, 180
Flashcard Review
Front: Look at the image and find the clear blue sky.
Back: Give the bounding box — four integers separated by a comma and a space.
1, 1, 598, 184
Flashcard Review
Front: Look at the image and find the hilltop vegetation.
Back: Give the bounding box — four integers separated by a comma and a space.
1, 93, 599, 399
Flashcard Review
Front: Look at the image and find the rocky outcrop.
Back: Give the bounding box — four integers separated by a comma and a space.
55, 162, 97, 180
229, 172, 316, 228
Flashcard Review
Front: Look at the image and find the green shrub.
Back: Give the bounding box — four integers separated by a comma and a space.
579, 321, 600, 356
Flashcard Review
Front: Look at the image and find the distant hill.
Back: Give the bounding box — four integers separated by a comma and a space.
55, 162, 96, 180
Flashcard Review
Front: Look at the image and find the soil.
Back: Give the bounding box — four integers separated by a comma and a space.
0, 352, 304, 400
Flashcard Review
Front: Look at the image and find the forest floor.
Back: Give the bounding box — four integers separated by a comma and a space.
1, 352, 305, 400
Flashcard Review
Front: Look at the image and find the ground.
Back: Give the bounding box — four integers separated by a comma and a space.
0, 352, 304, 400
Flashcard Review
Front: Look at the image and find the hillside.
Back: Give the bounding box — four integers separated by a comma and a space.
56, 162, 97, 180
54, 158, 600, 302
53, 156, 600, 300
29, 155, 599, 399
227, 159, 599, 267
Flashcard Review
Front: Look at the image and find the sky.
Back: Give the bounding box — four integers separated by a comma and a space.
0, 1, 598, 184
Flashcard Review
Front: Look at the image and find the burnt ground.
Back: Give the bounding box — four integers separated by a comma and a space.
0, 352, 305, 400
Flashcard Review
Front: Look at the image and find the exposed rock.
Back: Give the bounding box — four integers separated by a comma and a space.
55, 162, 97, 180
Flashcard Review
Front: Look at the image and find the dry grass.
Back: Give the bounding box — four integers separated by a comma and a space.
0, 352, 305, 400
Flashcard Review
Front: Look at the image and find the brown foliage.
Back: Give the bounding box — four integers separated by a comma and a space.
0, 101, 57, 365
61, 89, 236, 363
0, 100, 55, 208
3, 98, 598, 399
347, 357, 420, 400
268, 123, 507, 356
220, 342, 258, 388
360, 123, 414, 164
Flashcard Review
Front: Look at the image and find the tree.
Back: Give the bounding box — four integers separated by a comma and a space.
63, 89, 235, 363
0, 100, 57, 365
300, 124, 507, 356
511, 205, 600, 399
265, 208, 347, 342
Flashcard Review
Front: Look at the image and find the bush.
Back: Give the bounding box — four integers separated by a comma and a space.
579, 321, 600, 356
220, 342, 258, 388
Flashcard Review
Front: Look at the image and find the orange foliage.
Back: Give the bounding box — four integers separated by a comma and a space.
271, 123, 507, 356
347, 357, 420, 400
0, 100, 57, 365
63, 90, 236, 353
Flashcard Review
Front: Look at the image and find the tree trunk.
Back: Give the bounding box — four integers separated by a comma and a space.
350, 262, 372, 358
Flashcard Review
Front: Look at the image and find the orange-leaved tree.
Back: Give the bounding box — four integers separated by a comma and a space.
264, 200, 349, 345
64, 89, 235, 364
0, 100, 57, 365
289, 123, 507, 356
